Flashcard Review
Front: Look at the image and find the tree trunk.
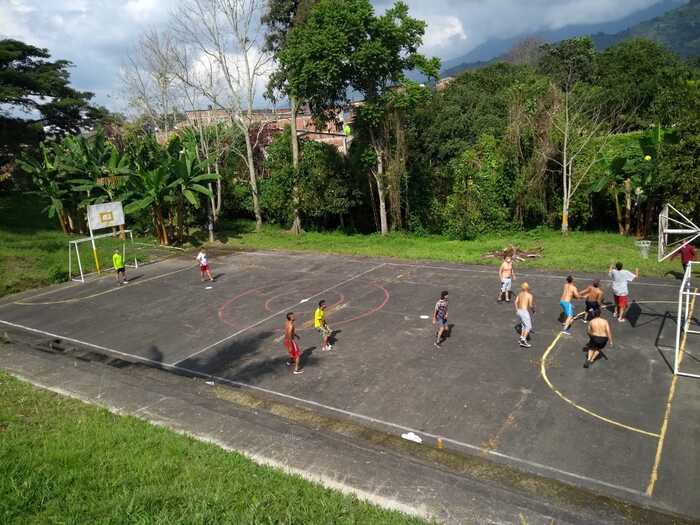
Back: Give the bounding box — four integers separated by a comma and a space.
612, 190, 624, 235
623, 178, 632, 235
289, 97, 302, 235
177, 199, 184, 245
57, 209, 69, 234
374, 151, 389, 236
244, 131, 262, 232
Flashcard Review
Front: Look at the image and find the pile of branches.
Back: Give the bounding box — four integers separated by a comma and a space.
482, 245, 544, 262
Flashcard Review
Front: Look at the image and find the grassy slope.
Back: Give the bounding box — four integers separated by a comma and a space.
0, 372, 425, 525
220, 220, 681, 279
0, 194, 168, 297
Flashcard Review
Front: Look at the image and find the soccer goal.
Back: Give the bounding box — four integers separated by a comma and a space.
673, 261, 700, 378
68, 202, 138, 283
658, 203, 700, 262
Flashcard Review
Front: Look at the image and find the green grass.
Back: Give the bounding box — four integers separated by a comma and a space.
0, 371, 426, 525
218, 220, 681, 279
0, 194, 174, 298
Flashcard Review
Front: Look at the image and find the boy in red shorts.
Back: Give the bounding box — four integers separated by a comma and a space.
284, 312, 303, 375
609, 262, 639, 322
195, 248, 214, 282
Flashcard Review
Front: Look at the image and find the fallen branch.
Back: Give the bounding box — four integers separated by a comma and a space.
482, 245, 544, 262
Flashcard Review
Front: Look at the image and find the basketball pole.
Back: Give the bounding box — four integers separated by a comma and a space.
87, 212, 101, 274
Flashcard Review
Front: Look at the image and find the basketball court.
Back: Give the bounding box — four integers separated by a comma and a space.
1, 248, 698, 519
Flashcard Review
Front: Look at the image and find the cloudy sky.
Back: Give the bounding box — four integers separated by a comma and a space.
0, 0, 675, 112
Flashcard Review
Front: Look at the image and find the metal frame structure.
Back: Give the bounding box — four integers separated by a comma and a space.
68, 229, 138, 283
674, 261, 699, 378
658, 203, 700, 262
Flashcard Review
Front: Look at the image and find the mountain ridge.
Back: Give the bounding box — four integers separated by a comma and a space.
441, 0, 696, 77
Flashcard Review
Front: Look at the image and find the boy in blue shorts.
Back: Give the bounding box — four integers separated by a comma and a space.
559, 276, 581, 336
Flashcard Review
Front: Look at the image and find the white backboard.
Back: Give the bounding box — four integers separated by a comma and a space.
87, 202, 125, 231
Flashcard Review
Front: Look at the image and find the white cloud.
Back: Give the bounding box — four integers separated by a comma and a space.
0, 1, 685, 111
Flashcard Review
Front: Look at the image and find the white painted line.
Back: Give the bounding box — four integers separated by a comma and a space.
0, 317, 647, 499
383, 262, 678, 289
206, 286, 213, 290
299, 298, 309, 303
420, 315, 430, 320
171, 263, 387, 366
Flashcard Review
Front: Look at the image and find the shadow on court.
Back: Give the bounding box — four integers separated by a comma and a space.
1, 249, 699, 519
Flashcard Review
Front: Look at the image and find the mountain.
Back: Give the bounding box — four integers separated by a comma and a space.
591, 0, 700, 57
441, 0, 691, 77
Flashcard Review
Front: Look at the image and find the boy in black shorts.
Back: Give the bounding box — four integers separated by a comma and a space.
584, 310, 613, 368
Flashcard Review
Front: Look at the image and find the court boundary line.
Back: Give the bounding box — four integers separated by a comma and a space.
0, 317, 646, 499
170, 263, 387, 366
645, 288, 697, 496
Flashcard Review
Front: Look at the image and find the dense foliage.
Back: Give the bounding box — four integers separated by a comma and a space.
7, 1, 700, 243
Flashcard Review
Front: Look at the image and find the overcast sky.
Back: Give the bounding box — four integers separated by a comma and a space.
0, 0, 673, 112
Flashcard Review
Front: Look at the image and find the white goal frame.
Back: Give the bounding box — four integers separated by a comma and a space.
68, 229, 139, 283
674, 261, 699, 378
658, 203, 700, 262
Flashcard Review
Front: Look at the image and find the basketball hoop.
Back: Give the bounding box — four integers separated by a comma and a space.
635, 240, 652, 259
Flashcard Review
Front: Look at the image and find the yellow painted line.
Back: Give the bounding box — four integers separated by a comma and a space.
646, 289, 697, 496
14, 265, 196, 306
540, 327, 660, 439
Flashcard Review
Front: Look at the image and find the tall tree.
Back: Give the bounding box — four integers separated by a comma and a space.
262, 0, 318, 234
170, 0, 272, 232
350, 2, 439, 235
0, 39, 103, 168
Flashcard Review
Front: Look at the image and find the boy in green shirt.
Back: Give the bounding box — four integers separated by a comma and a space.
113, 249, 128, 285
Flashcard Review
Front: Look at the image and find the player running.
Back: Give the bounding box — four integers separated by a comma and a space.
514, 283, 535, 348
433, 290, 449, 348
672, 242, 696, 274
579, 279, 604, 323
560, 276, 581, 335
609, 262, 639, 322
498, 256, 516, 303
112, 249, 128, 285
314, 300, 333, 351
195, 248, 214, 282
284, 312, 303, 375
584, 310, 613, 368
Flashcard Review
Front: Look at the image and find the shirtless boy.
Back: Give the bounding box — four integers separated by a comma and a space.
579, 279, 604, 323
514, 282, 535, 348
284, 312, 303, 375
560, 276, 581, 335
498, 256, 516, 303
584, 310, 613, 368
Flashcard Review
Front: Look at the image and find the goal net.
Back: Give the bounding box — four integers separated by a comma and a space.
69, 230, 139, 283
674, 261, 700, 378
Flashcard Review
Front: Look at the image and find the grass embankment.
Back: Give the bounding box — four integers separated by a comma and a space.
0, 194, 171, 297
219, 220, 681, 279
0, 372, 426, 524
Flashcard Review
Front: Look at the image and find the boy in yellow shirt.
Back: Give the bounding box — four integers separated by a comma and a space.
314, 300, 332, 351
112, 249, 128, 285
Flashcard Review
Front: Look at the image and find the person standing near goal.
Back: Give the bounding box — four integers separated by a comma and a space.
196, 248, 214, 282
672, 242, 696, 274
113, 249, 128, 285
609, 262, 639, 322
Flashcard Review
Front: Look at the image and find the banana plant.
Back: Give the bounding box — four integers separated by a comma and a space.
166, 137, 217, 244
124, 165, 174, 245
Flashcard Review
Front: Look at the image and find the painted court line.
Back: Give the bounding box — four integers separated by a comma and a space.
170, 263, 387, 366
0, 318, 645, 499
645, 289, 697, 496
540, 331, 660, 438
11, 265, 197, 306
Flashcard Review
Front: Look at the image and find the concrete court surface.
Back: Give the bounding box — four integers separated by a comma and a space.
0, 249, 698, 519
